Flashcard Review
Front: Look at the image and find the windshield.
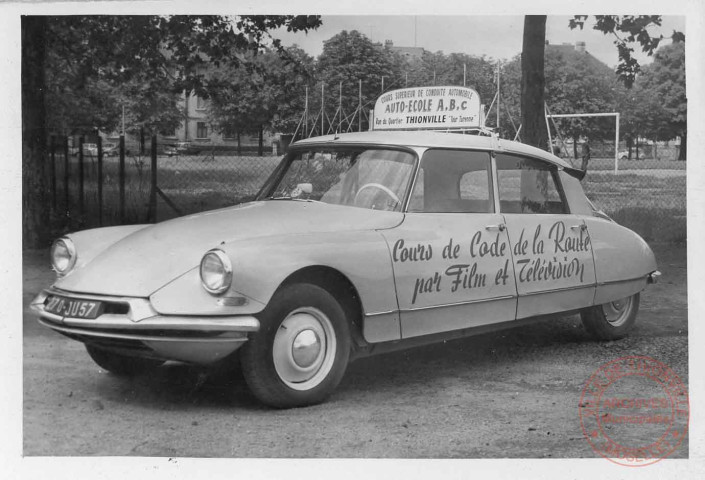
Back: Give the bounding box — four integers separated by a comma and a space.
263, 147, 417, 212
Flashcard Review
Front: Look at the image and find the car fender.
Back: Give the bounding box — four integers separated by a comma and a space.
584, 217, 657, 305
59, 225, 151, 277
150, 229, 398, 321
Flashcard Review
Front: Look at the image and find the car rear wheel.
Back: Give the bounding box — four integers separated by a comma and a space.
580, 293, 640, 340
240, 283, 351, 408
85, 344, 164, 376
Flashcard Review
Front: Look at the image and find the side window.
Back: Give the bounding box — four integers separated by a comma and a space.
408, 149, 493, 213
496, 154, 567, 214
459, 170, 490, 202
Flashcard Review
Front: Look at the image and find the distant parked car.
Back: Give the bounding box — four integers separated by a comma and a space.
103, 142, 119, 157
619, 151, 646, 160
165, 142, 199, 156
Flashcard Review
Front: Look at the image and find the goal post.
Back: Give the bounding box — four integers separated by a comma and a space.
546, 112, 621, 173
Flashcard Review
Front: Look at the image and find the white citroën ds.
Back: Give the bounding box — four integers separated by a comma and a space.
32, 87, 659, 408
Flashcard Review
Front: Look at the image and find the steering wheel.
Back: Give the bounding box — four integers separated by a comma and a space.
353, 183, 401, 209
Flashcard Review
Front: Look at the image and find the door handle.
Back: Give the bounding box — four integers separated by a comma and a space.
570, 224, 587, 231
485, 224, 506, 232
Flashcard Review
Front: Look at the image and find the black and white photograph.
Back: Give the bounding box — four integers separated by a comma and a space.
3, 0, 704, 478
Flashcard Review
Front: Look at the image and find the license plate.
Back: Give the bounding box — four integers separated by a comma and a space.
45, 295, 103, 319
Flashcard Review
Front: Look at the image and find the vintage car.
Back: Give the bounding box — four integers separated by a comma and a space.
164, 141, 200, 157
31, 85, 659, 408
31, 130, 660, 408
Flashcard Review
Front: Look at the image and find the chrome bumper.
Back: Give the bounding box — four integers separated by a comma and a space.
30, 289, 260, 364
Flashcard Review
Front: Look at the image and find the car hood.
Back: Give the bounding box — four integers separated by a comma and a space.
55, 200, 404, 297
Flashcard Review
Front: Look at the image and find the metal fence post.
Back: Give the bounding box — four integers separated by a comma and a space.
97, 136, 103, 226
119, 134, 125, 223
63, 136, 69, 218
149, 135, 158, 222
49, 135, 56, 210
78, 135, 84, 218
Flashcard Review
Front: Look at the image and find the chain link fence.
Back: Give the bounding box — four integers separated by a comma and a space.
48, 135, 686, 244
155, 150, 280, 221
557, 140, 686, 244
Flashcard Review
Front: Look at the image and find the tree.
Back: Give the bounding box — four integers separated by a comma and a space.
207, 46, 315, 154
521, 16, 548, 150
519, 15, 685, 155
22, 15, 321, 248
403, 51, 496, 103
316, 30, 402, 132
502, 44, 620, 153
569, 15, 685, 88
637, 41, 686, 159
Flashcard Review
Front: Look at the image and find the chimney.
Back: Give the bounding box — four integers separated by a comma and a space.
575, 41, 586, 53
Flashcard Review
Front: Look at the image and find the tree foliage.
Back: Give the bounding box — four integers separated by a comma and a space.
22, 14, 321, 247
569, 15, 685, 88
502, 42, 620, 148
315, 30, 403, 132
618, 41, 686, 159
206, 46, 315, 139
41, 15, 321, 136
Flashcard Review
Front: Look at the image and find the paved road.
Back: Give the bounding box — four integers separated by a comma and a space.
23, 244, 688, 458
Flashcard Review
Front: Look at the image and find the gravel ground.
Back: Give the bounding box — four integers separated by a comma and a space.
22, 243, 687, 459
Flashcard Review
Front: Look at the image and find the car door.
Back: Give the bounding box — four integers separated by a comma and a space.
382, 149, 518, 339
495, 153, 596, 320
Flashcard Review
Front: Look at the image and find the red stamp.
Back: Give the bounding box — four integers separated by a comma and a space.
579, 356, 689, 466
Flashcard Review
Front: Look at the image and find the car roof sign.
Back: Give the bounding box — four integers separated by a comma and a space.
372, 86, 482, 132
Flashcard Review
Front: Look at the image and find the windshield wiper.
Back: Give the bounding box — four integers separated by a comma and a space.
268, 196, 321, 203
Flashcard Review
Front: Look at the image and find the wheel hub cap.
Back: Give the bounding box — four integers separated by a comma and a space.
291, 329, 321, 368
272, 307, 337, 391
603, 296, 633, 326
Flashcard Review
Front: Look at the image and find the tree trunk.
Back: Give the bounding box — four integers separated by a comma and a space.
22, 16, 51, 249
258, 125, 264, 157
573, 134, 579, 159
678, 132, 687, 160
237, 131, 241, 156
520, 16, 548, 150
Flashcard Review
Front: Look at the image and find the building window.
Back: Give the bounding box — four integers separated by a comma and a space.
196, 96, 208, 110
196, 122, 208, 139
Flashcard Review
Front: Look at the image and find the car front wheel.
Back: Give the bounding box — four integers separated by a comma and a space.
85, 344, 164, 376
580, 293, 640, 340
240, 283, 351, 408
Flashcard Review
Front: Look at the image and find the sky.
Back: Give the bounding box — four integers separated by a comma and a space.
274, 15, 686, 68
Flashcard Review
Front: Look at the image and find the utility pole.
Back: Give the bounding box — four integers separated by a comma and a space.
358, 79, 362, 132
463, 64, 467, 87
321, 83, 325, 135
339, 81, 343, 132
496, 62, 501, 135
381, 76, 385, 93
304, 85, 309, 137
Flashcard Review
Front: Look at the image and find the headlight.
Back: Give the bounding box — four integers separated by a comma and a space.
200, 249, 233, 295
51, 237, 77, 275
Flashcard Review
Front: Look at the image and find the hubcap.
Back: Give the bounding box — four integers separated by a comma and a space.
603, 295, 634, 327
292, 329, 321, 368
272, 307, 336, 391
